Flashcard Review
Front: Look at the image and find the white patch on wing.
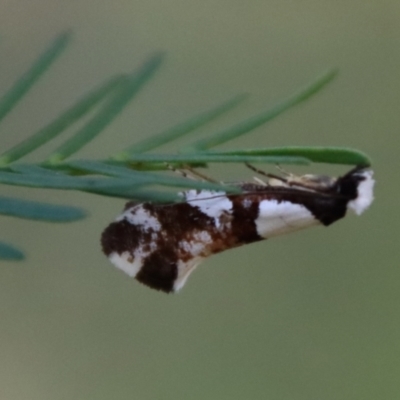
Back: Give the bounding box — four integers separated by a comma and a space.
108, 238, 159, 278
255, 200, 318, 238
109, 251, 143, 277
193, 230, 213, 243
348, 170, 375, 215
184, 190, 232, 228
173, 256, 205, 292
179, 231, 212, 255
116, 206, 161, 232
242, 197, 253, 209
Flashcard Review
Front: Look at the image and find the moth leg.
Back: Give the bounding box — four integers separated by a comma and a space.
165, 163, 198, 180
252, 176, 268, 186
245, 162, 270, 177
165, 163, 217, 183
183, 165, 218, 183
245, 162, 284, 185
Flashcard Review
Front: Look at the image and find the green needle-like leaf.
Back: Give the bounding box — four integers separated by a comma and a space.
0, 75, 126, 165
47, 53, 165, 163
0, 172, 177, 200
9, 164, 66, 175
67, 160, 240, 191
0, 31, 71, 126
86, 187, 181, 202
124, 153, 310, 165
204, 146, 371, 167
0, 196, 87, 222
0, 242, 24, 261
0, 171, 139, 191
67, 159, 163, 179
113, 93, 248, 159
185, 69, 338, 151
0, 167, 238, 200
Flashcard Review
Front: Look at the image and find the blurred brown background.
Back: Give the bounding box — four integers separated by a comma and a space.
0, 1, 397, 399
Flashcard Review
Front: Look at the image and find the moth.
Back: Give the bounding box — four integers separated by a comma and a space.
101, 166, 374, 293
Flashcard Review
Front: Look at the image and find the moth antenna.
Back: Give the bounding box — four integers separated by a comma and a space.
245, 162, 288, 184
165, 163, 217, 182
245, 162, 269, 177
165, 163, 198, 181
183, 165, 218, 183
275, 164, 290, 176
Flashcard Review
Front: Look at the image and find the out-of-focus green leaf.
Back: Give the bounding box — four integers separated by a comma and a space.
0, 32, 71, 126
0, 196, 87, 222
0, 242, 24, 261
113, 93, 248, 159
185, 69, 338, 151
0, 75, 126, 165
47, 53, 165, 163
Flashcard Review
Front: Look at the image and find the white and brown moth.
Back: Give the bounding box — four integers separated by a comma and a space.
101, 166, 374, 293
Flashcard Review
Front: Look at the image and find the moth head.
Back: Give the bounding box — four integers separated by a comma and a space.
342, 168, 375, 215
